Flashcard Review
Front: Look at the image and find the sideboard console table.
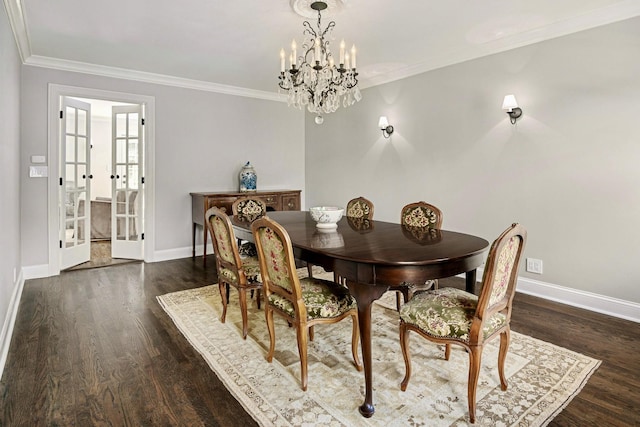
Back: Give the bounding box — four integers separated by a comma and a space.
190, 190, 301, 264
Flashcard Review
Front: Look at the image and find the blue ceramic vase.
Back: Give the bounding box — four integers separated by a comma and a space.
239, 161, 257, 192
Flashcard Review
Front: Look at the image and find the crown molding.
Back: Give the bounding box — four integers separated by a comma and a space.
24, 55, 285, 102
3, 0, 31, 61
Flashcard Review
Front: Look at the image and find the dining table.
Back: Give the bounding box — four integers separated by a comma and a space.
231, 210, 490, 418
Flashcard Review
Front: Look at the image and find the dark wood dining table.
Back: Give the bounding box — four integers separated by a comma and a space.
232, 210, 489, 418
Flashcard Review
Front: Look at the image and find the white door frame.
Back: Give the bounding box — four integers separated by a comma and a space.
47, 84, 156, 276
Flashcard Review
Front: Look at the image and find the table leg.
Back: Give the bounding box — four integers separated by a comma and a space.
465, 269, 477, 293
344, 281, 388, 418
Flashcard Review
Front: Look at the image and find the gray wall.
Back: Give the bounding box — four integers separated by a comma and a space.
305, 17, 640, 304
20, 67, 305, 266
0, 2, 22, 369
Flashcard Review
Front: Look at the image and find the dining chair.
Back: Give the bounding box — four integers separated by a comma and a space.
346, 196, 374, 219
398, 223, 527, 423
391, 201, 443, 310
205, 206, 262, 339
232, 197, 267, 256
251, 215, 362, 391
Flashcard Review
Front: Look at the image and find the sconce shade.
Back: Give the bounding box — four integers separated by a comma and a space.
502, 94, 523, 124
502, 94, 519, 111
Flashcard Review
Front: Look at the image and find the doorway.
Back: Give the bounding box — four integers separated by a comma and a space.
47, 85, 156, 275
64, 98, 142, 270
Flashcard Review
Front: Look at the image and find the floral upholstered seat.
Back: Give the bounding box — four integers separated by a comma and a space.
251, 215, 362, 391
399, 287, 506, 341
206, 206, 262, 340
268, 277, 356, 319
217, 255, 261, 285
399, 223, 527, 424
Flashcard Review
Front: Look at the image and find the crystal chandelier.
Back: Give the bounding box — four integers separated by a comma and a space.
278, 1, 361, 123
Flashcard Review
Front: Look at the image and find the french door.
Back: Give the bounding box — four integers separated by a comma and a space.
60, 97, 92, 269
111, 105, 144, 259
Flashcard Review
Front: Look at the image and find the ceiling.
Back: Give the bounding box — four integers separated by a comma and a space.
6, 0, 640, 100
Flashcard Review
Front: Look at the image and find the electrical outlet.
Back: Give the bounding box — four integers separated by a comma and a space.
526, 258, 543, 274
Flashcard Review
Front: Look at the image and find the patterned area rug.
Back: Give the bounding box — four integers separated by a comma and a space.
66, 240, 139, 271
158, 280, 600, 426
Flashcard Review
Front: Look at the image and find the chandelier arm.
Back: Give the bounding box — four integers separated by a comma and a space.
301, 46, 315, 66
320, 21, 335, 39
302, 21, 318, 39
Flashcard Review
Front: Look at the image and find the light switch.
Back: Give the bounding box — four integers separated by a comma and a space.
31, 155, 46, 164
29, 166, 48, 178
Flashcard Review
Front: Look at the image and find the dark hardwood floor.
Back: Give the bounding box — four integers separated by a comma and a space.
1, 257, 638, 426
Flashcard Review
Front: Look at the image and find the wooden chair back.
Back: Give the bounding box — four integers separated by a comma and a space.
472, 223, 527, 341
251, 216, 304, 315
232, 197, 267, 222
400, 201, 443, 228
206, 207, 244, 284
346, 196, 374, 219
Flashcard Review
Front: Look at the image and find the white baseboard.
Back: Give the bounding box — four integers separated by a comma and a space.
516, 275, 640, 323
22, 263, 53, 280
460, 268, 640, 323
0, 268, 25, 380
151, 244, 214, 263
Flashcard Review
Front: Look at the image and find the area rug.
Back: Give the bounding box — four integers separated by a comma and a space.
158, 283, 600, 426
66, 240, 139, 271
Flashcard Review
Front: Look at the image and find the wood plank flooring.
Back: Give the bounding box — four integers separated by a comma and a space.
1, 257, 638, 426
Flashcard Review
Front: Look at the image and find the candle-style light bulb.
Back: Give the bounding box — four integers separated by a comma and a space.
291, 39, 297, 67
280, 48, 285, 72
314, 38, 321, 63
345, 53, 350, 70
340, 40, 345, 65
351, 45, 356, 69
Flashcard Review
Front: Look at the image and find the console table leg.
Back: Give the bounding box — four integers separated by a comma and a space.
203, 220, 208, 267
192, 222, 197, 259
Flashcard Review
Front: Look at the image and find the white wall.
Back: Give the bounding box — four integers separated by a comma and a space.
20, 67, 305, 267
305, 17, 640, 305
0, 1, 23, 374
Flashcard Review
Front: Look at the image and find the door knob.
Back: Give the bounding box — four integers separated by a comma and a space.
82, 174, 93, 179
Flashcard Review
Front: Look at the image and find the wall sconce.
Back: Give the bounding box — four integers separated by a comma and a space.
378, 116, 394, 138
502, 94, 523, 125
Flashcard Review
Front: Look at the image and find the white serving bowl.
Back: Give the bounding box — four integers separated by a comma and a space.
309, 206, 344, 229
